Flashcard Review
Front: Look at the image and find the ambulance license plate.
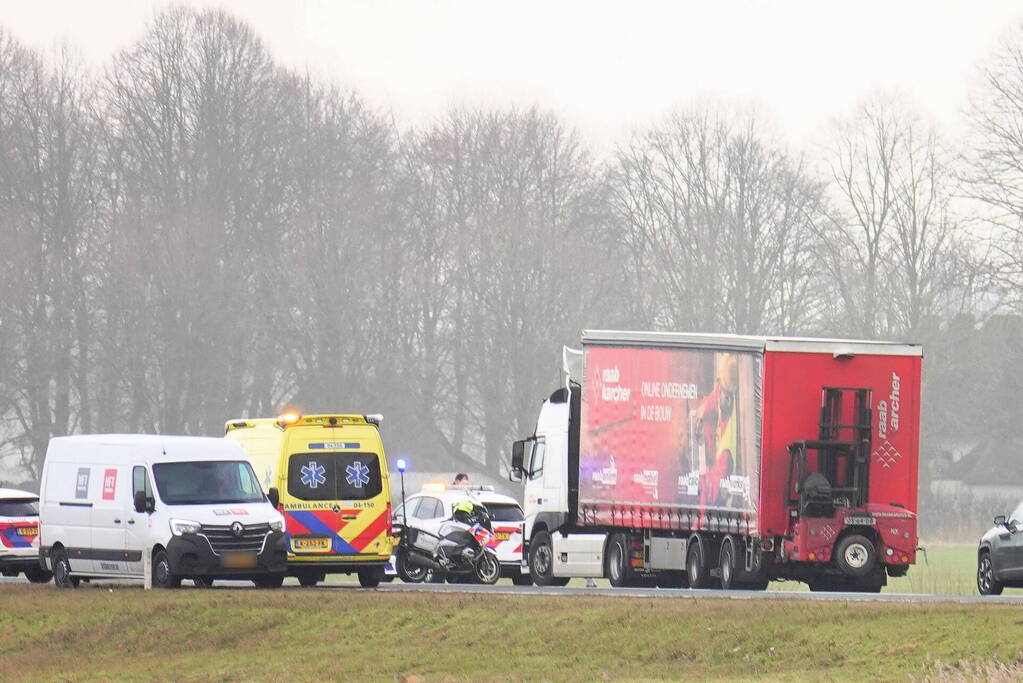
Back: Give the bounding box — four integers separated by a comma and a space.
221, 551, 257, 569
495, 532, 511, 541
294, 537, 330, 550
17, 527, 37, 537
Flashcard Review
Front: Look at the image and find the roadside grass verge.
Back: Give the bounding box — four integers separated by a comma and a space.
2, 584, 1022, 681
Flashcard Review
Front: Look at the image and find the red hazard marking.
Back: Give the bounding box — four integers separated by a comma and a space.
350, 511, 388, 552
102, 468, 117, 501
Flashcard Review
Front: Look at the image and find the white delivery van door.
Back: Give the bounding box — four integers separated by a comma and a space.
50, 462, 95, 574
124, 465, 155, 577
91, 464, 130, 575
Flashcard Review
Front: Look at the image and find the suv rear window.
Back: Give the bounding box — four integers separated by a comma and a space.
0, 499, 39, 516
288, 453, 382, 501
485, 502, 524, 522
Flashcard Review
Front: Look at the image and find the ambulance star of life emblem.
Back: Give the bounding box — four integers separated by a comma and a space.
346, 461, 370, 489
301, 461, 327, 489
231, 521, 244, 537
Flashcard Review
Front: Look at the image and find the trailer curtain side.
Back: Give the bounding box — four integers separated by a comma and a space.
577, 344, 764, 533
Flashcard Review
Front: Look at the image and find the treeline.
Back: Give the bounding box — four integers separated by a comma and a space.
2, 7, 1023, 488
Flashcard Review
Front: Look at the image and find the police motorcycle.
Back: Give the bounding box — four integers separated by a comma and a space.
395, 499, 501, 585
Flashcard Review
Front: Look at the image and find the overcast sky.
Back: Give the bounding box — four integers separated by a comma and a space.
1, 1, 1021, 150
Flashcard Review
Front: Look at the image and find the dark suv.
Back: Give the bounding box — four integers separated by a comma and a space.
977, 501, 1023, 595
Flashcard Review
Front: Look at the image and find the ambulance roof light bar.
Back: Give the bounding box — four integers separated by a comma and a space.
276, 412, 302, 428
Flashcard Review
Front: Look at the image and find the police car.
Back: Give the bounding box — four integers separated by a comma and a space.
387, 484, 530, 585
0, 487, 51, 583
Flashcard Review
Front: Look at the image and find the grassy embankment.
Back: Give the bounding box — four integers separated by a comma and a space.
2, 581, 1022, 681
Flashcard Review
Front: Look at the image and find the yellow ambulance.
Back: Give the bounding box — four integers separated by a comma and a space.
225, 413, 393, 587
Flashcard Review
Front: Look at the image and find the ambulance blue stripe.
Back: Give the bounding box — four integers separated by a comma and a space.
289, 510, 335, 536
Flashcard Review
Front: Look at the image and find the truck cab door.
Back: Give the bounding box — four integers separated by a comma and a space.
523, 438, 547, 507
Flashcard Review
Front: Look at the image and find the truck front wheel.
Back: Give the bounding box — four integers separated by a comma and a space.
835, 534, 876, 578
606, 533, 631, 588
529, 530, 569, 587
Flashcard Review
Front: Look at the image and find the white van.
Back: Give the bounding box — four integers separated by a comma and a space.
39, 434, 288, 588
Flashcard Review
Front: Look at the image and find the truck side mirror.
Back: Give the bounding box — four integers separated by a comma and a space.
267, 487, 280, 509
511, 440, 525, 472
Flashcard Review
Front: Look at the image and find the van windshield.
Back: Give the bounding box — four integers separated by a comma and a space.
152, 461, 265, 505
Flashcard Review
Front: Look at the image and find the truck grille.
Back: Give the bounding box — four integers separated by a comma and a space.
200, 523, 271, 554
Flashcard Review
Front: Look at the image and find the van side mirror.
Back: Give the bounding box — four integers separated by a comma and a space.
267, 487, 280, 509
134, 490, 154, 514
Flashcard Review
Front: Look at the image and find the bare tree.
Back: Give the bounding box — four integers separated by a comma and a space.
0, 33, 103, 475
826, 95, 983, 339
104, 6, 294, 435
396, 107, 611, 476
609, 105, 828, 336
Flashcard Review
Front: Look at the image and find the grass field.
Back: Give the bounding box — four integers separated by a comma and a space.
2, 581, 1023, 682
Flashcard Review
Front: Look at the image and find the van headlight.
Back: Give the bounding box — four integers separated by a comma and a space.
269, 517, 285, 532
169, 519, 202, 536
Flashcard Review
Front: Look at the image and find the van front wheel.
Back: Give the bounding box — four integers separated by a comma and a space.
152, 549, 181, 589
253, 574, 285, 589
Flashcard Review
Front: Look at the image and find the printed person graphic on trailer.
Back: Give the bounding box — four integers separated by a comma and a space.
695, 353, 739, 507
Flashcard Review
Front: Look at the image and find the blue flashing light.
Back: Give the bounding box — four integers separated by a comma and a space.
396, 458, 407, 473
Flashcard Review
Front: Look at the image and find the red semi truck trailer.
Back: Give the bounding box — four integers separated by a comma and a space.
510, 330, 922, 592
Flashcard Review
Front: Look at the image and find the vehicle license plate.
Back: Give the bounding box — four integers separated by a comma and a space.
17, 527, 37, 536
221, 551, 257, 568
294, 537, 331, 550
843, 516, 875, 526
495, 532, 511, 541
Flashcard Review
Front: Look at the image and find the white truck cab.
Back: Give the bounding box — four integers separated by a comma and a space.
515, 384, 608, 584
38, 434, 288, 588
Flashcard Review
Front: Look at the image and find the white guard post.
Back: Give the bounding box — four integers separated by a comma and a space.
143, 545, 153, 590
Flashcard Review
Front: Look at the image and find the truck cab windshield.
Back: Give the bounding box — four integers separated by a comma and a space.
153, 461, 265, 505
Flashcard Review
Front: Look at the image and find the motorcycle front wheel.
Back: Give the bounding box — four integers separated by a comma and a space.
475, 552, 501, 585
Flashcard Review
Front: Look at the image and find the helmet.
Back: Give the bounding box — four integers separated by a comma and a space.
452, 500, 474, 516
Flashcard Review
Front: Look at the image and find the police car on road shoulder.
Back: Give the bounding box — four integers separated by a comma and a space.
0, 488, 52, 583
386, 483, 530, 585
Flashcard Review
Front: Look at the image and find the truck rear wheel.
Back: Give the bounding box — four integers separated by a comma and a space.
718, 538, 736, 590
686, 538, 711, 589
529, 530, 569, 587
835, 534, 876, 578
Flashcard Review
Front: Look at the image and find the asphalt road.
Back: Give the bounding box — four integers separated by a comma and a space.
3, 574, 1023, 604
